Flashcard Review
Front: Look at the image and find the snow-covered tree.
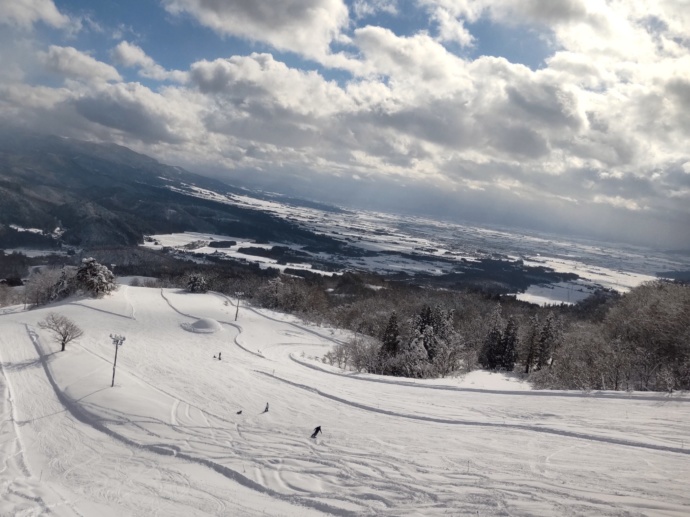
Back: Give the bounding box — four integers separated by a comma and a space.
378, 312, 402, 374
414, 305, 435, 360
23, 267, 77, 306
428, 305, 464, 377
479, 304, 505, 370
186, 273, 208, 293
76, 258, 116, 298
24, 268, 62, 306
397, 330, 431, 378
380, 312, 401, 358
479, 326, 502, 370
603, 280, 690, 390
536, 312, 561, 370
500, 317, 519, 371
50, 267, 77, 301
521, 315, 540, 374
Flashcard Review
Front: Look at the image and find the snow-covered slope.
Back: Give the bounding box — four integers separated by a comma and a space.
1, 285, 689, 516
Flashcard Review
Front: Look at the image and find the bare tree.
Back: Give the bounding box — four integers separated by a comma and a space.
0, 284, 18, 307
38, 313, 84, 352
24, 267, 63, 307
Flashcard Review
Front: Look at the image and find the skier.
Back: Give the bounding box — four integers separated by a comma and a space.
236, 410, 242, 415
310, 426, 322, 439
263, 403, 269, 413
218, 352, 222, 360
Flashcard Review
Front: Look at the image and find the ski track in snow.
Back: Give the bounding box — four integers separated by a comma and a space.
23, 323, 339, 516
0, 287, 689, 516
156, 290, 690, 513
160, 290, 265, 359
257, 370, 690, 456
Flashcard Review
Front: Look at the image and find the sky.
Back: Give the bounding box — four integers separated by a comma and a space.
0, 0, 689, 248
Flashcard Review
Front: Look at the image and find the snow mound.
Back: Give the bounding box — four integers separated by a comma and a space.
181, 317, 222, 334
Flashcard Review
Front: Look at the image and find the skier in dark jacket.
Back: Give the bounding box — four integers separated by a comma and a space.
310, 426, 322, 439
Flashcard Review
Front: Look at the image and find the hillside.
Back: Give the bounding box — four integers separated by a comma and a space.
1, 283, 688, 516
0, 128, 344, 249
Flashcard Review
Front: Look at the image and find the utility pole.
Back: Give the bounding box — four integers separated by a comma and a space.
110, 334, 126, 387
235, 292, 244, 321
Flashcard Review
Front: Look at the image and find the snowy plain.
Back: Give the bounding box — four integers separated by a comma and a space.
146, 183, 690, 305
1, 282, 689, 516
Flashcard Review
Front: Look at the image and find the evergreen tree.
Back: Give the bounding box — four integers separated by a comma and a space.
76, 258, 116, 298
501, 317, 519, 371
50, 267, 76, 302
479, 304, 504, 370
379, 312, 401, 375
187, 273, 209, 293
428, 305, 464, 376
414, 305, 435, 360
380, 312, 401, 358
536, 312, 561, 370
523, 315, 540, 374
401, 327, 432, 378
480, 326, 503, 369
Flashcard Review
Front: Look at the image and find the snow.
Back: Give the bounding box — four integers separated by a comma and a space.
514, 282, 596, 306
1, 284, 689, 516
117, 276, 158, 285
2, 248, 67, 258
182, 317, 223, 334
9, 225, 44, 234
141, 232, 338, 276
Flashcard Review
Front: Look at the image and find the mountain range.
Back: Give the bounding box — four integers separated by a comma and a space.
0, 128, 343, 250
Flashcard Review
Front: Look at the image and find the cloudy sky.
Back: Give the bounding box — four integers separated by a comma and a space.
1, 0, 689, 248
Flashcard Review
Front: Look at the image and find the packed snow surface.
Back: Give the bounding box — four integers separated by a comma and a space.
182, 317, 223, 334
1, 284, 689, 516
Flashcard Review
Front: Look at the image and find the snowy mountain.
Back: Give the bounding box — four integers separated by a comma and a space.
0, 128, 343, 249
1, 281, 688, 516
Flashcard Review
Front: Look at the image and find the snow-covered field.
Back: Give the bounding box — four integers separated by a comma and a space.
145, 184, 690, 306
1, 284, 689, 516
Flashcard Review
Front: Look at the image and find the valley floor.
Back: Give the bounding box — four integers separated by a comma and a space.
1, 285, 689, 516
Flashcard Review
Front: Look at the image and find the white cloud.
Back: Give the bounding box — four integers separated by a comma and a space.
430, 6, 474, 46
111, 41, 186, 82
40, 45, 122, 83
593, 194, 645, 211
69, 82, 202, 144
352, 0, 398, 19
1, 0, 689, 246
352, 26, 471, 91
0, 0, 70, 29
416, 0, 589, 26
189, 53, 350, 116
161, 0, 349, 60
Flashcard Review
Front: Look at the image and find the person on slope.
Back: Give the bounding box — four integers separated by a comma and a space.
310, 426, 322, 439
263, 403, 269, 413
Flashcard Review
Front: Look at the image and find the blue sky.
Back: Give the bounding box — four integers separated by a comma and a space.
47, 0, 553, 83
1, 0, 689, 247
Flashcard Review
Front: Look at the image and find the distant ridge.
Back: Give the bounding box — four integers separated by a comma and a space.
0, 127, 344, 249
